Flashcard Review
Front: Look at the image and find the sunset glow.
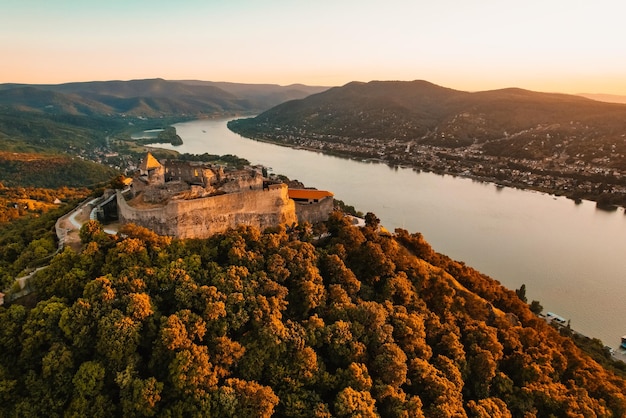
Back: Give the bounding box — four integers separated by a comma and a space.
2, 0, 626, 95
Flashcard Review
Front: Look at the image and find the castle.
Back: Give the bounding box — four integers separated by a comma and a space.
102, 153, 333, 239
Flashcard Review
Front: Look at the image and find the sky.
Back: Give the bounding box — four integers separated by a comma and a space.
2, 0, 626, 95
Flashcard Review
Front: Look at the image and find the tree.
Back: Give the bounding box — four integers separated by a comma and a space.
126, 292, 154, 321
115, 366, 163, 417
68, 361, 115, 417
339, 363, 372, 392
529, 300, 543, 315
167, 344, 221, 400
19, 297, 68, 368
515, 284, 527, 303
364, 212, 380, 229
407, 358, 466, 417
320, 253, 361, 298
372, 343, 408, 388
334, 387, 377, 417
96, 310, 142, 372
217, 378, 279, 418
110, 175, 128, 190
79, 220, 105, 244
467, 398, 512, 418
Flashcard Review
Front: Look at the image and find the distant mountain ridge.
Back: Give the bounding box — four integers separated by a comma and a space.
175, 80, 330, 111
0, 78, 330, 117
0, 79, 330, 157
578, 93, 626, 104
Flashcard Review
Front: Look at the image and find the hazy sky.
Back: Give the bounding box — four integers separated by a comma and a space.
2, 0, 626, 94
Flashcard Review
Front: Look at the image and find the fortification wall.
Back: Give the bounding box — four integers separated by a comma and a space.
294, 197, 334, 224
117, 191, 174, 236
117, 184, 297, 239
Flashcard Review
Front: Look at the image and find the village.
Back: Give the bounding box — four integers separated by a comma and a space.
263, 131, 626, 207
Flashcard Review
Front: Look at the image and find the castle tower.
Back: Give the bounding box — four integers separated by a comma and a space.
139, 152, 165, 184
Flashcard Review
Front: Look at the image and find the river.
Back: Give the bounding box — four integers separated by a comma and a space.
148, 117, 626, 351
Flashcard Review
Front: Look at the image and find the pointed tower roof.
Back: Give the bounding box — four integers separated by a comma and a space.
140, 152, 162, 171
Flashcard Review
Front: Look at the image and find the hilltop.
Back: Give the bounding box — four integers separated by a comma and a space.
228, 80, 626, 206
229, 80, 626, 159
0, 213, 625, 416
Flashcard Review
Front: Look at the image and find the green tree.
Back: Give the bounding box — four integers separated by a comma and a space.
529, 300, 543, 314
115, 366, 163, 417
79, 220, 105, 244
364, 212, 380, 229
96, 309, 141, 372
334, 387, 377, 417
68, 361, 115, 417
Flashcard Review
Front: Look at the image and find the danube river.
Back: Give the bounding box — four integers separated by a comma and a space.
149, 117, 626, 351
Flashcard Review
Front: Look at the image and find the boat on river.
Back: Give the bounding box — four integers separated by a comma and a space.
621, 335, 626, 349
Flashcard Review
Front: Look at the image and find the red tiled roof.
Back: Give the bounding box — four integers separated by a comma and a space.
288, 189, 334, 200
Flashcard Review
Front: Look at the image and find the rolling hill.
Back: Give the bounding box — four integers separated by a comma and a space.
0, 151, 119, 188
229, 80, 626, 162
0, 78, 330, 172
0, 78, 330, 117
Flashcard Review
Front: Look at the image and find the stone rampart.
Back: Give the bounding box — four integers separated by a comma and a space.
117, 183, 297, 239
294, 197, 334, 224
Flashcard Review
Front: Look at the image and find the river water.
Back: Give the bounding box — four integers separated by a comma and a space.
148, 117, 626, 351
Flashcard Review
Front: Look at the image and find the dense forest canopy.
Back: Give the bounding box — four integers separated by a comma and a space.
1, 212, 624, 417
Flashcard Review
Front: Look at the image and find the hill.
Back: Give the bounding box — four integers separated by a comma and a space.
228, 80, 626, 206
0, 151, 119, 188
0, 215, 624, 416
0, 78, 329, 156
176, 80, 330, 111
0, 78, 330, 118
229, 80, 626, 154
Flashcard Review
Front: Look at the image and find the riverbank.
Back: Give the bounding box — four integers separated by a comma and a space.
227, 122, 626, 210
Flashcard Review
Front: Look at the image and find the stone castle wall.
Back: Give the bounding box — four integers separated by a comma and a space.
294, 198, 334, 225
117, 183, 298, 239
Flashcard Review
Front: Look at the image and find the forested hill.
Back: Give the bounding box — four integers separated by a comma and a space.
0, 151, 118, 188
228, 80, 626, 162
1, 213, 625, 416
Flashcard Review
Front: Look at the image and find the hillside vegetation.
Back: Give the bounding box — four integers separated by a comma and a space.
1, 214, 624, 417
0, 189, 93, 291
0, 151, 118, 188
229, 80, 626, 165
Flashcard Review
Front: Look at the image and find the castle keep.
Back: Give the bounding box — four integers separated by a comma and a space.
111, 153, 333, 239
